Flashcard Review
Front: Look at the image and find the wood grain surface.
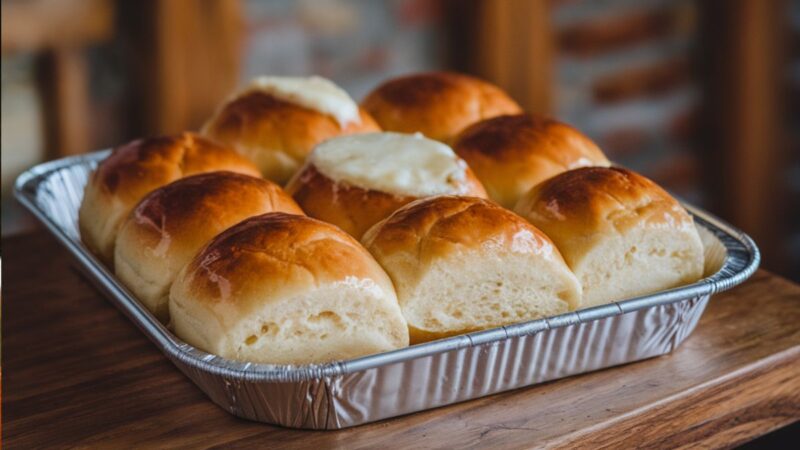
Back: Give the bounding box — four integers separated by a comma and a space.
3, 231, 799, 449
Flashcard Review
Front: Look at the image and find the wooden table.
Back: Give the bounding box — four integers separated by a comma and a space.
3, 231, 799, 448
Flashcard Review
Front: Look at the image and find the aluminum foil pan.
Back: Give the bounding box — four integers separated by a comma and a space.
15, 152, 760, 429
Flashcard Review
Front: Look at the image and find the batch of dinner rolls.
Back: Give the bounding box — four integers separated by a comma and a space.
79, 72, 705, 365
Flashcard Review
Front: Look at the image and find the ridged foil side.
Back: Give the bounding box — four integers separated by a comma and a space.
172, 296, 707, 429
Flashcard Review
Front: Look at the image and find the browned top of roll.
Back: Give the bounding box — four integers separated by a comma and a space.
202, 91, 380, 182
113, 171, 303, 321
285, 164, 417, 239
362, 196, 560, 264
514, 167, 695, 242
286, 162, 487, 239
453, 114, 610, 208
454, 114, 608, 169
79, 132, 260, 263
123, 172, 303, 253
179, 213, 394, 307
361, 72, 522, 143
93, 132, 259, 206
204, 92, 379, 147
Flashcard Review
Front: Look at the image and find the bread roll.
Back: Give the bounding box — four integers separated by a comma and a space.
202, 76, 380, 184
362, 72, 522, 144
285, 132, 488, 238
169, 213, 409, 364
114, 172, 303, 322
453, 114, 610, 208
79, 133, 260, 265
362, 196, 581, 344
514, 167, 704, 307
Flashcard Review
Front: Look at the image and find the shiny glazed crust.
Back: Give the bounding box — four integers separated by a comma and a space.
453, 114, 610, 208
514, 167, 695, 250
361, 72, 522, 144
202, 91, 380, 183
169, 213, 409, 364
78, 132, 260, 264
114, 172, 303, 321
514, 167, 705, 306
285, 163, 488, 239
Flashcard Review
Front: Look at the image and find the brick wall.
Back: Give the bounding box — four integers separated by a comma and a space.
241, 0, 445, 99
551, 0, 702, 203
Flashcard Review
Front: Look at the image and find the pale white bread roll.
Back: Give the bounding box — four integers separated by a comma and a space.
114, 172, 304, 322
453, 114, 610, 209
362, 196, 581, 344
201, 76, 381, 184
362, 71, 522, 144
79, 132, 260, 265
514, 167, 704, 307
169, 213, 409, 364
285, 132, 488, 239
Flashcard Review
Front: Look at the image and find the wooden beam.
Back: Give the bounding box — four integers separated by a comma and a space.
119, 0, 243, 136
698, 0, 789, 273
35, 48, 91, 158
1, 0, 113, 54
449, 0, 554, 114
513, 0, 554, 115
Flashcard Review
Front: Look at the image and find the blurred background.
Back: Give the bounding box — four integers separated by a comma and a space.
1, 0, 798, 282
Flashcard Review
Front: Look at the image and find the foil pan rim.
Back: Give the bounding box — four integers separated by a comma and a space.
14, 151, 761, 382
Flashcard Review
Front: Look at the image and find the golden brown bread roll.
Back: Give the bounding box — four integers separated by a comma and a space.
514, 167, 704, 307
114, 172, 303, 322
79, 132, 260, 265
362, 196, 581, 344
361, 72, 522, 144
453, 114, 611, 208
169, 213, 409, 364
285, 132, 488, 238
202, 76, 380, 184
